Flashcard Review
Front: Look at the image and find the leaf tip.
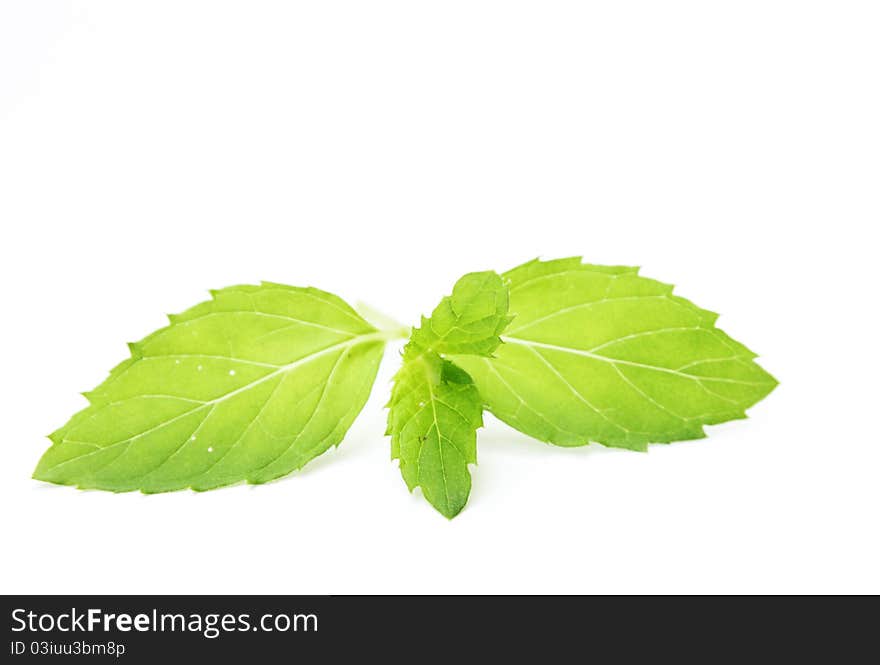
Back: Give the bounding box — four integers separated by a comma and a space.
439, 502, 465, 520
31, 450, 57, 483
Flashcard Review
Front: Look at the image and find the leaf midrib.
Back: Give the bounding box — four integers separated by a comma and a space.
423, 364, 452, 514
500, 335, 772, 387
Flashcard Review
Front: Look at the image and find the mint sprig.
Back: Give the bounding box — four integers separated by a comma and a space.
35, 259, 777, 518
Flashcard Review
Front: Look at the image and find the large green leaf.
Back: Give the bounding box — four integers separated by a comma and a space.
387, 271, 509, 517
453, 258, 777, 451
35, 283, 395, 491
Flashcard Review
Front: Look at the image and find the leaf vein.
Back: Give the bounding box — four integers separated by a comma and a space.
525, 345, 631, 435
503, 336, 773, 388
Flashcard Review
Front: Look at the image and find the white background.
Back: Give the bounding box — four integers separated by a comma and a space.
1, 1, 877, 594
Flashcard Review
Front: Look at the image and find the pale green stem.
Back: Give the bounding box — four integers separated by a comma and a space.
355, 301, 410, 340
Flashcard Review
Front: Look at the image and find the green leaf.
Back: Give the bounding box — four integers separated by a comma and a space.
35, 283, 396, 491
452, 258, 778, 451
387, 271, 510, 517
388, 350, 482, 518
409, 270, 512, 357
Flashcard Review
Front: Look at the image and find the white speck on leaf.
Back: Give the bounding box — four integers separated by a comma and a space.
229, 369, 236, 376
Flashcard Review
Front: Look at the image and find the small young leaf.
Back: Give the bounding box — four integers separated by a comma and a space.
452, 258, 777, 451
387, 271, 510, 517
409, 270, 512, 357
388, 350, 482, 518
35, 283, 395, 491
